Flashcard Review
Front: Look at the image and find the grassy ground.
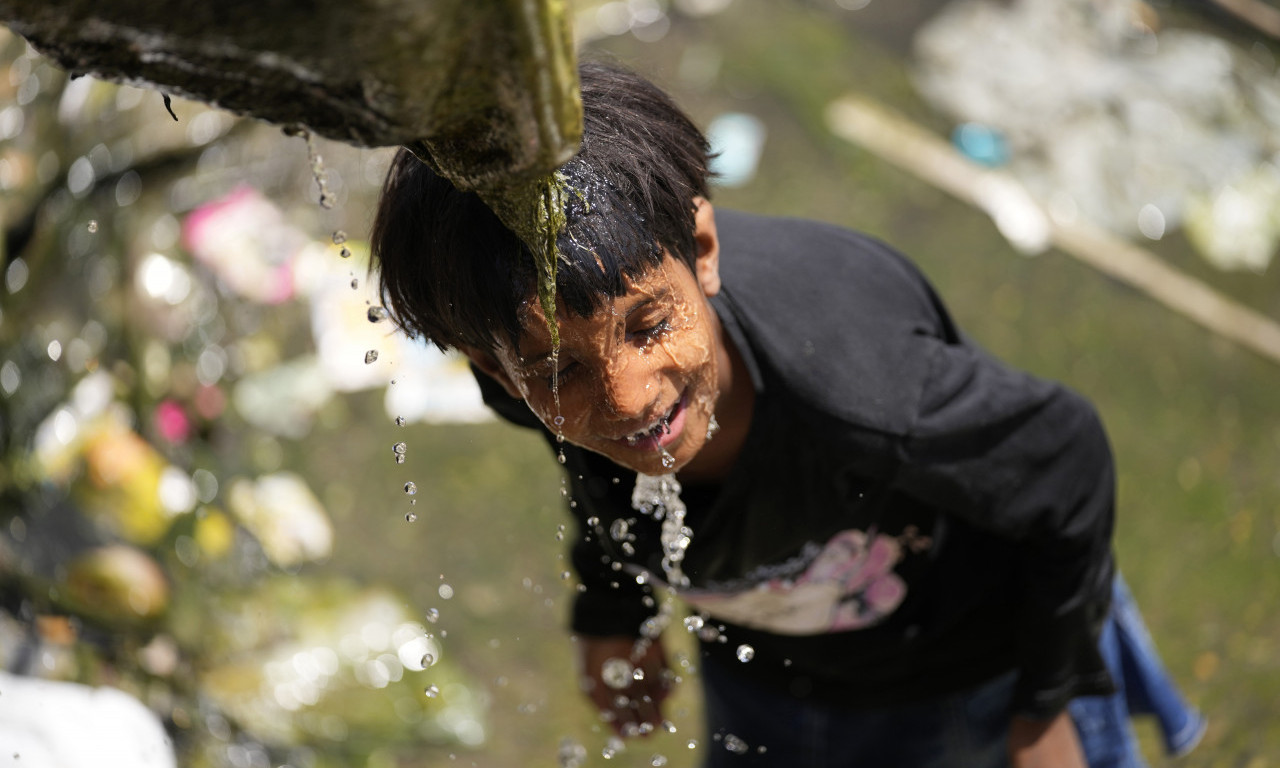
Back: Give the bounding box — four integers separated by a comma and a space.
304, 3, 1278, 765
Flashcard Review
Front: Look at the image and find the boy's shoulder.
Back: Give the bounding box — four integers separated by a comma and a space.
713, 209, 953, 437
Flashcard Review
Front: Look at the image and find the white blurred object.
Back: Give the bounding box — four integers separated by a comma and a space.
708, 112, 767, 188
227, 472, 333, 567
914, 0, 1280, 271
0, 672, 176, 768
384, 343, 492, 425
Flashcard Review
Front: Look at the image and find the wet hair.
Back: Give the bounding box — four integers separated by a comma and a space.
371, 59, 713, 353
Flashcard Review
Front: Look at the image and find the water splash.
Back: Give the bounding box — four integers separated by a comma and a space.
631, 474, 692, 589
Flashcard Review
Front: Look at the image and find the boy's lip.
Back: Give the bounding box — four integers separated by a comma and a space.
614, 393, 687, 452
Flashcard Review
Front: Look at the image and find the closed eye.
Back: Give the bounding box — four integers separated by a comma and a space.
545, 359, 580, 389
629, 318, 672, 342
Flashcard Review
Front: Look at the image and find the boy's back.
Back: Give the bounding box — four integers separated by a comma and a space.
475, 207, 1115, 716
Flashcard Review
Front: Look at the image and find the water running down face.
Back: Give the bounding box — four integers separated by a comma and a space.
467, 200, 740, 478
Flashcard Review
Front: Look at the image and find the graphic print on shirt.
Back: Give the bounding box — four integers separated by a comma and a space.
675, 527, 930, 636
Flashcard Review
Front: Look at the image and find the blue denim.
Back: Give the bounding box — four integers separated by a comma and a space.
699, 575, 1203, 767
1068, 575, 1206, 766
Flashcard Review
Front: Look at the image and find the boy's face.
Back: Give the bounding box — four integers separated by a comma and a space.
470, 200, 730, 477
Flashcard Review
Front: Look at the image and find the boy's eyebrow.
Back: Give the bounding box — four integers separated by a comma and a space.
516, 288, 672, 370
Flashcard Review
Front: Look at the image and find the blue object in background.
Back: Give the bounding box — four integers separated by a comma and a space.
952, 122, 1010, 167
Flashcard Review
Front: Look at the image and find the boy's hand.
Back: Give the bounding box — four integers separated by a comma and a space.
1008, 711, 1087, 768
573, 634, 672, 737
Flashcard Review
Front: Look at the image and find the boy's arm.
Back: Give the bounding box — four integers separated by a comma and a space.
1009, 712, 1088, 768
896, 337, 1116, 719
573, 634, 671, 736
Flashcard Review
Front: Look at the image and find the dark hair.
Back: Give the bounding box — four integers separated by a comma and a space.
371, 59, 713, 353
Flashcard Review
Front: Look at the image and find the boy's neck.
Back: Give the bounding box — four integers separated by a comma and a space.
676, 320, 754, 485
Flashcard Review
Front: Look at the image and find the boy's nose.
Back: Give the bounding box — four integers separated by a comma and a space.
597, 361, 656, 420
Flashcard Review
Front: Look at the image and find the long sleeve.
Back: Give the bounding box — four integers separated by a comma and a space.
896, 335, 1116, 717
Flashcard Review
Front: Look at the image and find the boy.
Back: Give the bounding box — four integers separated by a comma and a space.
371, 61, 1192, 767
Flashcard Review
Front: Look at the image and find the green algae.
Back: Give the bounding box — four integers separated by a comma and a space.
478, 171, 571, 350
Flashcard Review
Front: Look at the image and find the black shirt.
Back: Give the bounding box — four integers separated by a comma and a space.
476, 209, 1115, 717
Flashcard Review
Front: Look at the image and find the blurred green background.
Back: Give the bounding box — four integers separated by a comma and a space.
2, 1, 1278, 767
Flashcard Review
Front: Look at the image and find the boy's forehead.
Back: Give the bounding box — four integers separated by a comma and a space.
510, 269, 681, 361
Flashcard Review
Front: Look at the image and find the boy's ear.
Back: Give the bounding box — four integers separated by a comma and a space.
459, 345, 524, 400
692, 197, 722, 297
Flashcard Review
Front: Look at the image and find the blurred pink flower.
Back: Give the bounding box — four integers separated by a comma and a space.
154, 400, 190, 444
182, 185, 301, 304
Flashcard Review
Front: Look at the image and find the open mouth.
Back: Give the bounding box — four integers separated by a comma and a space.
621, 394, 687, 451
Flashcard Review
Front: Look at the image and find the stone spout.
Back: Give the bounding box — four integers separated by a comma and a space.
0, 0, 583, 191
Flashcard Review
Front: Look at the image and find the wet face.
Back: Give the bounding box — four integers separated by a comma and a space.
467, 200, 735, 476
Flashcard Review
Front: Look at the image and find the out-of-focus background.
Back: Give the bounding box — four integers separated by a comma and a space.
2, 1, 1278, 766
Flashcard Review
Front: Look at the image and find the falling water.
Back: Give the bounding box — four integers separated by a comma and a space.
630, 473, 693, 589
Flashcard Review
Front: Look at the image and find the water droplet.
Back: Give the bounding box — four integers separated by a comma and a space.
687, 740, 699, 750
650, 755, 668, 767
395, 415, 406, 426
368, 306, 390, 323
332, 230, 347, 245
736, 644, 755, 663
394, 455, 406, 464
661, 720, 677, 733
364, 349, 379, 364
609, 519, 630, 541
553, 415, 565, 427
425, 607, 440, 623
404, 481, 417, 495
340, 246, 352, 259
87, 220, 98, 233
601, 737, 625, 760
600, 657, 634, 690
557, 738, 588, 768
420, 652, 436, 668
557, 451, 567, 465
683, 615, 704, 633
350, 277, 359, 289
724, 734, 748, 754
561, 570, 572, 580
424, 684, 439, 698
438, 584, 454, 600
393, 443, 407, 458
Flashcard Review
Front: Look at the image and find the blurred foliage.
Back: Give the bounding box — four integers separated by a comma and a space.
2, 1, 1279, 767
